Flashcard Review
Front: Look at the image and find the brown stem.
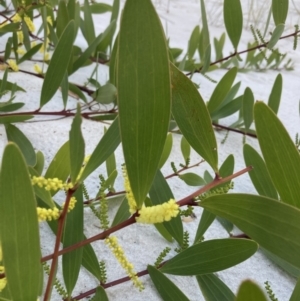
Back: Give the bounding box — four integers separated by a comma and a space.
177, 165, 253, 207
213, 123, 257, 138
43, 190, 74, 301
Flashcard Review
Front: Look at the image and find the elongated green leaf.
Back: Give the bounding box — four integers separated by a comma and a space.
105, 132, 116, 180
68, 83, 87, 103
207, 68, 237, 114
188, 25, 200, 59
179, 173, 205, 186
262, 248, 300, 278
0, 80, 24, 92
69, 106, 85, 183
194, 209, 215, 244
0, 143, 41, 301
0, 115, 33, 123
201, 194, 300, 268
40, 21, 75, 107
56, 0, 69, 38
63, 186, 84, 296
236, 280, 268, 301
80, 117, 120, 182
0, 22, 20, 33
290, 278, 300, 301
268, 73, 282, 114
158, 133, 173, 169
242, 87, 254, 131
93, 286, 109, 301
61, 72, 69, 108
87, 3, 112, 14
272, 0, 289, 25
96, 20, 117, 53
160, 238, 258, 275
210, 96, 243, 121
196, 274, 235, 301
224, 0, 243, 50
5, 123, 36, 166
243, 144, 278, 199
201, 44, 211, 74
117, 0, 171, 207
83, 0, 95, 45
34, 151, 44, 175
149, 170, 183, 245
181, 135, 190, 163
171, 63, 218, 171
109, 35, 118, 85
0, 103, 24, 112
255, 102, 300, 207
268, 24, 285, 49
148, 265, 190, 301
199, 0, 210, 57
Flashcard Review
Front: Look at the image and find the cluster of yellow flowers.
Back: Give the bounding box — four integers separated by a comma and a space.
0, 245, 7, 292
7, 59, 19, 72
105, 236, 144, 291
32, 176, 77, 222
122, 165, 180, 223
31, 176, 73, 191
36, 196, 77, 222
36, 207, 60, 222
136, 199, 179, 224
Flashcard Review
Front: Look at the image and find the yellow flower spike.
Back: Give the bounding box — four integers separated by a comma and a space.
17, 31, 24, 43
105, 236, 144, 291
136, 199, 179, 224
24, 15, 35, 32
7, 60, 19, 72
122, 165, 138, 214
12, 13, 22, 23
31, 176, 73, 192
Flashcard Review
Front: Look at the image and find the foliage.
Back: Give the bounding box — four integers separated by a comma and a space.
0, 0, 299, 300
